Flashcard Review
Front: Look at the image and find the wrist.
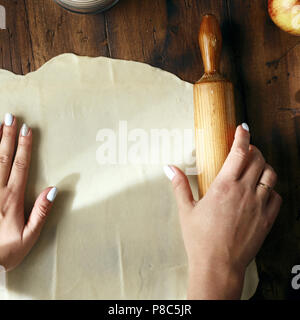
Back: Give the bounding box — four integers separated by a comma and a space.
188, 259, 246, 300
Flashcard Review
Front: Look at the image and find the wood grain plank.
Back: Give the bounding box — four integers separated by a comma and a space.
24, 0, 110, 70
0, 0, 239, 82
0, 0, 35, 74
228, 0, 300, 299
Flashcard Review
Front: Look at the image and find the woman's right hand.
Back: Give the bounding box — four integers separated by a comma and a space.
164, 124, 282, 299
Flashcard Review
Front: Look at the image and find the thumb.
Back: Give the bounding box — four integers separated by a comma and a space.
23, 187, 58, 246
164, 165, 195, 212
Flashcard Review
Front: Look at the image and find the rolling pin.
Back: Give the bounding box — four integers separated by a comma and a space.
194, 14, 236, 198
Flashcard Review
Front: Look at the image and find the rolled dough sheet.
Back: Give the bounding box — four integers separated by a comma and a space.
0, 54, 258, 299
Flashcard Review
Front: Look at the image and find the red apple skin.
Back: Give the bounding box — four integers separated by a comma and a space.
268, 0, 300, 35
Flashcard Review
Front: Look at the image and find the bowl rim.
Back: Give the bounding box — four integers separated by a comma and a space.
53, 0, 119, 14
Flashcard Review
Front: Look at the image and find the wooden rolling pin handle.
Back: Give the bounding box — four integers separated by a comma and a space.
199, 14, 222, 75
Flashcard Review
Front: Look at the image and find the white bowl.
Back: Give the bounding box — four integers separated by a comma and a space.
54, 0, 119, 14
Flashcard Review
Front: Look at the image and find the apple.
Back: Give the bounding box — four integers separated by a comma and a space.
268, 0, 300, 35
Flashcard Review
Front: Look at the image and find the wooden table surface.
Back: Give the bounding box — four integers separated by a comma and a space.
0, 0, 299, 300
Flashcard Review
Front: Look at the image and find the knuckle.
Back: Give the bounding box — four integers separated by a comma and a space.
233, 146, 248, 161
0, 154, 10, 166
37, 202, 50, 219
263, 219, 273, 230
251, 146, 265, 161
14, 158, 28, 171
257, 153, 265, 165
18, 138, 31, 147
2, 128, 14, 139
212, 179, 231, 198
270, 168, 278, 183
243, 182, 253, 193
249, 144, 258, 153
1, 189, 19, 211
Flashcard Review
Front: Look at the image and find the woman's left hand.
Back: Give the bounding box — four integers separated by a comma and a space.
0, 113, 57, 271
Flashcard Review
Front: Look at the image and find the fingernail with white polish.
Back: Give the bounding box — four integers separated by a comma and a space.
47, 187, 58, 202
242, 123, 249, 132
164, 165, 176, 181
4, 113, 13, 126
21, 123, 29, 137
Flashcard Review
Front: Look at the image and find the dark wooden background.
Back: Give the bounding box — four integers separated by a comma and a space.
0, 0, 299, 299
